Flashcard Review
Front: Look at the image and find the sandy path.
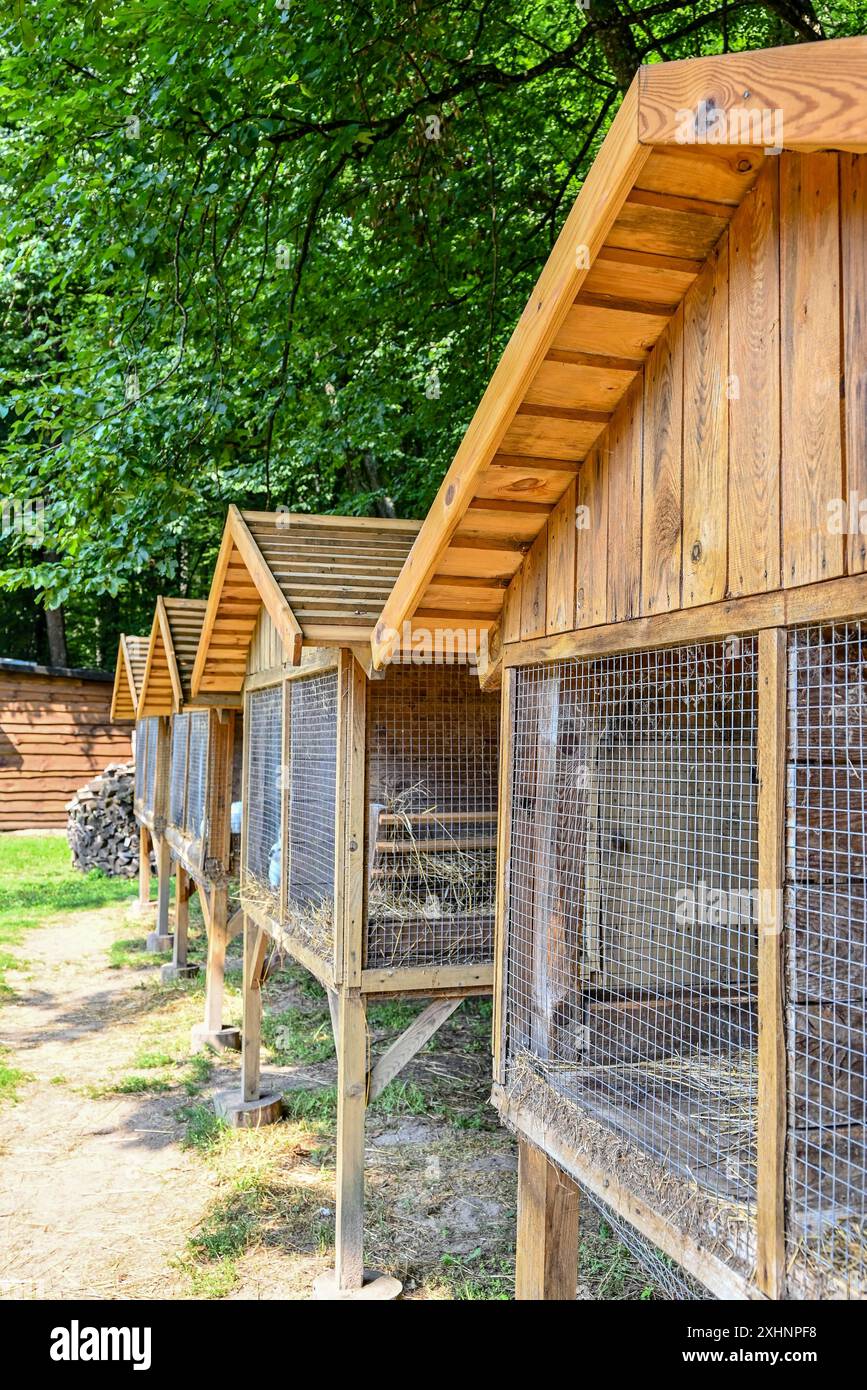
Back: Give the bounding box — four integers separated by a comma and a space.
0, 906, 214, 1299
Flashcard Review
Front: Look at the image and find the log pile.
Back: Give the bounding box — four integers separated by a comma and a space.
66, 762, 141, 877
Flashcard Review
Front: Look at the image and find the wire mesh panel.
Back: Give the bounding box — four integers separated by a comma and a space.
169, 714, 189, 830
365, 664, 500, 969
285, 672, 339, 959
185, 712, 209, 842
786, 623, 867, 1300
504, 639, 759, 1286
244, 685, 283, 919
580, 1183, 712, 1301
138, 716, 159, 819
134, 719, 146, 804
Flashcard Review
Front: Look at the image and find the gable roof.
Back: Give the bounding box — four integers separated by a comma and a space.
138, 597, 209, 716
109, 635, 149, 721
370, 36, 867, 668
191, 507, 422, 696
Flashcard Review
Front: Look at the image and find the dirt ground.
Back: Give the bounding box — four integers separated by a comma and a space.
0, 899, 659, 1301
0, 900, 523, 1300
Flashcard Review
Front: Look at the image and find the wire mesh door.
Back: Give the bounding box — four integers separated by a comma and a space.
504, 639, 759, 1291
786, 622, 867, 1300
365, 664, 500, 969
138, 716, 159, 819
285, 671, 339, 961
185, 712, 209, 845
169, 714, 189, 830
244, 685, 283, 919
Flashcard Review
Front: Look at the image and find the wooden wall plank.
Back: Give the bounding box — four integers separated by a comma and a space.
641, 303, 684, 615
545, 482, 577, 635
606, 376, 644, 623
780, 152, 843, 588
683, 235, 729, 607
520, 528, 548, 639
842, 153, 867, 574
502, 570, 523, 644
729, 161, 781, 596
574, 446, 609, 628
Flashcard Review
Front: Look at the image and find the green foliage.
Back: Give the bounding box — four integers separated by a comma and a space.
0, 1046, 28, 1103
3, 2, 865, 663
262, 1003, 333, 1064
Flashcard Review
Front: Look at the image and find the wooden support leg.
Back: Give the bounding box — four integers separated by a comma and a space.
174, 864, 189, 967
515, 1140, 581, 1300
214, 917, 280, 1127
335, 988, 368, 1291
146, 835, 173, 952
312, 987, 400, 1300
242, 919, 268, 1103
190, 888, 240, 1053
161, 863, 198, 982
138, 826, 151, 907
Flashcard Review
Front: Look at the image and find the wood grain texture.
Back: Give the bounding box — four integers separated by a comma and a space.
683, 236, 729, 607
641, 304, 684, 615
638, 37, 867, 151
515, 1140, 580, 1301
780, 153, 843, 589
606, 376, 644, 623
545, 482, 577, 634
575, 445, 609, 628
520, 527, 548, 639
729, 160, 781, 595
502, 569, 523, 644
842, 154, 867, 574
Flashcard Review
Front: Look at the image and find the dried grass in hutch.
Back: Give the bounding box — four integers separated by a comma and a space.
191, 505, 499, 1297
376, 36, 867, 1301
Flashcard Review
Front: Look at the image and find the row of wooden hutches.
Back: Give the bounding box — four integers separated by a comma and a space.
111, 38, 867, 1302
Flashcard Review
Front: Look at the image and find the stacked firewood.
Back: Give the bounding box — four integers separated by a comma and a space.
66, 762, 141, 877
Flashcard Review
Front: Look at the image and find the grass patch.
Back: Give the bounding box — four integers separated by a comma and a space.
366, 998, 424, 1032
182, 1053, 214, 1096
108, 937, 154, 970
179, 1102, 227, 1152
133, 1049, 175, 1070
262, 1004, 333, 1065
0, 835, 138, 994
0, 1048, 28, 1103
580, 1219, 657, 1300
436, 1249, 512, 1300
281, 1087, 337, 1123
371, 1079, 429, 1115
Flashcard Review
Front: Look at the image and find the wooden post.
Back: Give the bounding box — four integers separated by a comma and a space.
204, 887, 228, 1033
242, 918, 268, 1102
335, 987, 367, 1290
155, 834, 171, 938
334, 650, 367, 988
493, 666, 514, 1084
756, 627, 788, 1299
515, 1140, 581, 1300
173, 862, 189, 969
138, 825, 151, 907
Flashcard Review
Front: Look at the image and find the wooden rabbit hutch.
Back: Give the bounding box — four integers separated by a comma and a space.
138, 595, 244, 1046
110, 634, 150, 897
191, 505, 499, 1297
374, 37, 867, 1302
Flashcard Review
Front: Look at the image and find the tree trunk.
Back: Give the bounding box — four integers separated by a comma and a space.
45, 605, 68, 668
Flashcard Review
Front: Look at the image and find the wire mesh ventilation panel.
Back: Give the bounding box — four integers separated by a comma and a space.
365, 664, 500, 970
285, 671, 338, 959
786, 623, 867, 1300
169, 714, 189, 830
504, 639, 759, 1291
244, 685, 283, 918
136, 717, 160, 819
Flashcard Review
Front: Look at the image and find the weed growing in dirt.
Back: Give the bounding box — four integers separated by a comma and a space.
133, 1049, 175, 1069
0, 1048, 28, 1103
282, 1087, 337, 1122
370, 1080, 428, 1115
